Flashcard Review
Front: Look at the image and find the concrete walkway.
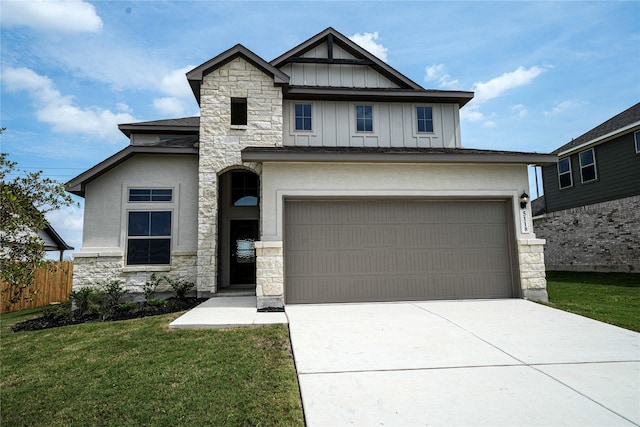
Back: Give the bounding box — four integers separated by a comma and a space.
168, 296, 287, 329
286, 299, 640, 426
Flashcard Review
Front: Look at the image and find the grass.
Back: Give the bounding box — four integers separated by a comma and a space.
545, 271, 640, 332
1, 311, 304, 427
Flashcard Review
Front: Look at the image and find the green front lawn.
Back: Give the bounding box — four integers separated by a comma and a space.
546, 271, 640, 332
1, 312, 304, 427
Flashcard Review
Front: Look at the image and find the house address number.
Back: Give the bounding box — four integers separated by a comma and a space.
520, 209, 531, 234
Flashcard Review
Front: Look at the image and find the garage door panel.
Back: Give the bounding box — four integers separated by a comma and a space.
285, 200, 516, 303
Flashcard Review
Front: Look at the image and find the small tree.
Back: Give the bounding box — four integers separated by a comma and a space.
1, 140, 75, 308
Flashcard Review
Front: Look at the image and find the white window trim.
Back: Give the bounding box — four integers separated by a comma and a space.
125, 209, 173, 266
635, 130, 640, 154
293, 102, 314, 133
354, 104, 375, 133
122, 184, 178, 266
415, 105, 435, 134
557, 157, 573, 190
579, 148, 598, 183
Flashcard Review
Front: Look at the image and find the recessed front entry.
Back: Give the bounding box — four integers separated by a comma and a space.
218, 169, 260, 289
230, 219, 258, 285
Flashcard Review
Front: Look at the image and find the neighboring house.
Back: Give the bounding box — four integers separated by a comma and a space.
66, 28, 555, 309
39, 224, 74, 261
533, 102, 640, 272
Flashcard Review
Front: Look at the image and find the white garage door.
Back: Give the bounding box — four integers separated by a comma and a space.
284, 199, 517, 303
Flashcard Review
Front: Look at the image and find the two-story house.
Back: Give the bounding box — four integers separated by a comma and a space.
66, 28, 555, 309
533, 102, 640, 272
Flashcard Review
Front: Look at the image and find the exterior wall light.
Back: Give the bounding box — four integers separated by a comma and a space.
519, 192, 529, 209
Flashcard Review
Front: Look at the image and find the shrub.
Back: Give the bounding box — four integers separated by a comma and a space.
41, 301, 73, 323
69, 287, 104, 317
143, 273, 162, 302
164, 277, 195, 300
118, 301, 138, 312
100, 279, 128, 307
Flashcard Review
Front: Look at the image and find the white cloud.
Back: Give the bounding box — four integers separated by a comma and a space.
160, 66, 196, 98
424, 64, 461, 89
460, 106, 485, 122
153, 97, 187, 117
349, 32, 388, 62
512, 104, 528, 118
544, 100, 581, 116
2, 67, 135, 141
472, 66, 545, 104
1, 0, 103, 33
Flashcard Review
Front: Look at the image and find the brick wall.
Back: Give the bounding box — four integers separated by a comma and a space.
533, 195, 640, 272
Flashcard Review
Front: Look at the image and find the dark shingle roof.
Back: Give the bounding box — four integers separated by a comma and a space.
118, 117, 200, 137
553, 102, 640, 154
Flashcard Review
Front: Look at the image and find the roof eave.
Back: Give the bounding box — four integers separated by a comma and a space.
66, 145, 198, 197
285, 87, 474, 107
241, 148, 557, 165
556, 121, 640, 157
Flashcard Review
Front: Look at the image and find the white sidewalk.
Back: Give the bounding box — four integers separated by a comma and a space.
168, 296, 287, 329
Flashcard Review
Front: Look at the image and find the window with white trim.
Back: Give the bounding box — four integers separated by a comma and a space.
355, 105, 373, 132
635, 130, 640, 154
416, 106, 434, 133
294, 103, 312, 131
557, 157, 572, 189
579, 148, 597, 183
127, 211, 171, 265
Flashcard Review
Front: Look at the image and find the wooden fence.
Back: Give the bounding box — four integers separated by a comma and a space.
1, 262, 73, 314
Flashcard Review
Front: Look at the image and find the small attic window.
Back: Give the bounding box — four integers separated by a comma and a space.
231, 98, 247, 126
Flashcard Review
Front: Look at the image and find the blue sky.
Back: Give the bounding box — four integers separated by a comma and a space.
1, 0, 639, 255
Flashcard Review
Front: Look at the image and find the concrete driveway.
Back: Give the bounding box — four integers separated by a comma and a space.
285, 299, 640, 426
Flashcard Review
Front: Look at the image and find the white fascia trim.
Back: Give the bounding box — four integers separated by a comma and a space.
557, 122, 640, 156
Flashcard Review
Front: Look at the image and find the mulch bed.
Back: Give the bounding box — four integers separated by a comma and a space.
11, 298, 208, 332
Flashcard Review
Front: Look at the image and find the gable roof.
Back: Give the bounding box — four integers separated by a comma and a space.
271, 27, 422, 90
39, 224, 74, 252
66, 137, 198, 197
186, 44, 290, 104
553, 102, 640, 155
119, 116, 200, 137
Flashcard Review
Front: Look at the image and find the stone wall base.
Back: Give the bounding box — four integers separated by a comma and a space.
72, 251, 198, 301
517, 239, 548, 302
255, 241, 285, 310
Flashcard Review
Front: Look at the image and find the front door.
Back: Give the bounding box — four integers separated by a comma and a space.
229, 220, 259, 285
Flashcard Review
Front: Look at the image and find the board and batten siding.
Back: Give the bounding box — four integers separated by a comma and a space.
279, 42, 400, 89
542, 132, 640, 213
283, 101, 461, 148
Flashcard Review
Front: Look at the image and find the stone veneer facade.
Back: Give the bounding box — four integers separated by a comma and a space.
533, 195, 640, 272
517, 239, 548, 302
72, 251, 197, 300
196, 57, 283, 302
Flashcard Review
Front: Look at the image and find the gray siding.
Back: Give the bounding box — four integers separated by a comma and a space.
542, 131, 640, 213
284, 199, 516, 304
283, 101, 461, 148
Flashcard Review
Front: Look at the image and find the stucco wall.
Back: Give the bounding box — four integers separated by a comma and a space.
73, 153, 199, 289
260, 162, 533, 241
196, 56, 283, 296
533, 195, 640, 272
